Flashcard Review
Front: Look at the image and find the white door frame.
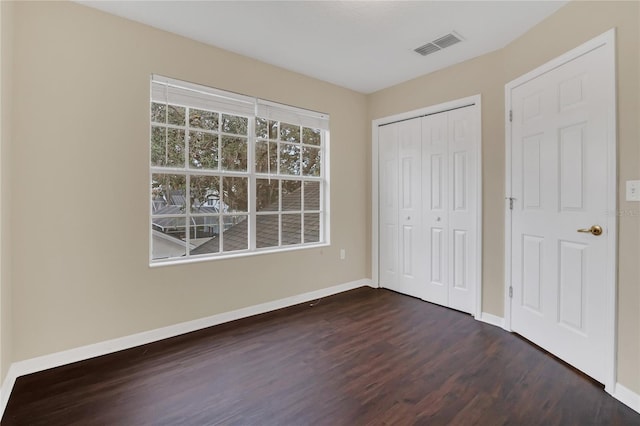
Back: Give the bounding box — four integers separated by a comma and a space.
371, 94, 483, 318
504, 29, 617, 392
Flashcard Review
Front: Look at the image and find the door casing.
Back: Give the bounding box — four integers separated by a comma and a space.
504, 29, 617, 392
371, 95, 483, 318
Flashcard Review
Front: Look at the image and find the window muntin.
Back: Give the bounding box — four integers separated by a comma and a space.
150, 76, 328, 264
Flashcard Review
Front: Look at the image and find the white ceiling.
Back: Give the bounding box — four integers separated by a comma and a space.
79, 1, 568, 94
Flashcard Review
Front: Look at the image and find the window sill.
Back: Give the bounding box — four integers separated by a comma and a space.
149, 242, 330, 268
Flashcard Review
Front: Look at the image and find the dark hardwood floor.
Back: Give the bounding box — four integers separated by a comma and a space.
2, 287, 638, 425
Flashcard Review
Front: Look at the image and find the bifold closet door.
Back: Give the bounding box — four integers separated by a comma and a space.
379, 118, 424, 299
445, 106, 477, 314
422, 106, 476, 314
378, 123, 399, 291
422, 112, 449, 307
379, 105, 476, 314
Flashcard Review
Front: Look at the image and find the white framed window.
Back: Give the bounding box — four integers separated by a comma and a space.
150, 75, 329, 264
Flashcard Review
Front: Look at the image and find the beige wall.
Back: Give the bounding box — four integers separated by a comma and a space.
9, 1, 368, 362
0, 0, 14, 384
368, 1, 639, 393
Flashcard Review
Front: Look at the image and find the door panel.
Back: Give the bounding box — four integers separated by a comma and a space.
510, 43, 611, 384
378, 124, 399, 290
521, 234, 543, 314
452, 152, 467, 211
398, 118, 423, 298
447, 107, 476, 314
422, 113, 449, 306
452, 229, 467, 289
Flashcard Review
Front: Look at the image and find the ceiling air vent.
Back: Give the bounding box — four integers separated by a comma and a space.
414, 42, 441, 56
414, 31, 463, 57
433, 32, 463, 49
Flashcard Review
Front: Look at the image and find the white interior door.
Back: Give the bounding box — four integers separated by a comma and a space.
508, 37, 615, 385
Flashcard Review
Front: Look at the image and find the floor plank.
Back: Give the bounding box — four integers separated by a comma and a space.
2, 287, 638, 425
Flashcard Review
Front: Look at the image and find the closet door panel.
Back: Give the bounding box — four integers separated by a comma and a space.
422, 113, 449, 306
447, 106, 476, 314
378, 123, 399, 290
397, 118, 424, 298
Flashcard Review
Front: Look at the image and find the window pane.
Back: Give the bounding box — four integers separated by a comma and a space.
189, 216, 220, 255
151, 127, 185, 167
151, 102, 166, 124
279, 143, 300, 175
222, 215, 248, 252
151, 174, 186, 213
221, 114, 248, 135
221, 136, 248, 171
189, 131, 218, 170
280, 122, 300, 143
256, 179, 279, 212
151, 103, 185, 126
152, 216, 187, 260
150, 126, 166, 166
222, 176, 248, 213
304, 213, 320, 243
167, 105, 186, 126
256, 214, 279, 248
269, 120, 278, 140
304, 181, 320, 210
255, 141, 277, 174
189, 108, 218, 131
282, 180, 301, 211
256, 117, 268, 139
303, 127, 321, 146
281, 214, 302, 245
190, 175, 220, 213
302, 146, 321, 176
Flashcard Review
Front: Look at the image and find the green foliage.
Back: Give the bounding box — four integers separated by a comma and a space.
222, 176, 248, 212
280, 122, 300, 143
255, 141, 277, 174
256, 179, 279, 212
279, 143, 301, 175
151, 126, 184, 167
221, 136, 248, 171
221, 114, 248, 135
302, 127, 321, 146
189, 108, 218, 131
189, 131, 218, 170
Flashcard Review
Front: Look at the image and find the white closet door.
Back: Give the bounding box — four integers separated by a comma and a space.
447, 106, 477, 314
422, 113, 449, 306
378, 104, 477, 315
378, 123, 399, 290
397, 118, 424, 298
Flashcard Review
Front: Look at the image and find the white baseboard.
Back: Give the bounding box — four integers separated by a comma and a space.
613, 382, 640, 414
477, 312, 505, 329
0, 278, 372, 417
0, 364, 18, 416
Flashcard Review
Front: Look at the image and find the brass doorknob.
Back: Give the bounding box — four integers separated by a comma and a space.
577, 225, 603, 236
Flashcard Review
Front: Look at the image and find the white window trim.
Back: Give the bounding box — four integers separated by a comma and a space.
149, 75, 330, 266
